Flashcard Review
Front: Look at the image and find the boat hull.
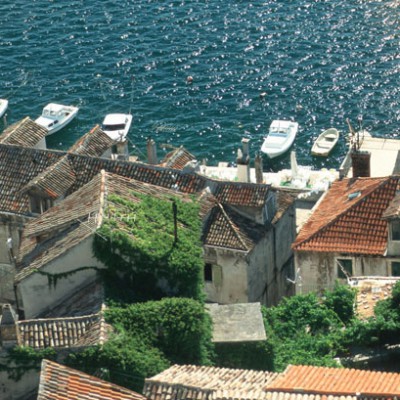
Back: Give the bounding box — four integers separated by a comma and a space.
35, 103, 79, 135
0, 99, 8, 119
311, 128, 339, 157
261, 120, 298, 159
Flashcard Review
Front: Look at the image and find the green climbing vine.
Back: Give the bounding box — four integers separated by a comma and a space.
93, 192, 204, 302
33, 266, 101, 289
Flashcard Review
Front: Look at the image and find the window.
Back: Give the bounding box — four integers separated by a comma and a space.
337, 259, 353, 279
391, 221, 400, 241
204, 263, 212, 282
392, 261, 400, 277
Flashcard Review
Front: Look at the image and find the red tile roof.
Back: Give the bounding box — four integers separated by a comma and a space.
213, 181, 270, 208
266, 364, 400, 396
293, 176, 399, 255
0, 117, 47, 147
159, 146, 196, 170
203, 203, 265, 252
68, 125, 115, 157
37, 359, 147, 400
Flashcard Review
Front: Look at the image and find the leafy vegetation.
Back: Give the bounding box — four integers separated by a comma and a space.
65, 297, 213, 392
93, 193, 204, 302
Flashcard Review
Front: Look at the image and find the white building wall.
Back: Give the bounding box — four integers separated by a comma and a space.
17, 236, 105, 319
295, 251, 389, 295
204, 248, 249, 304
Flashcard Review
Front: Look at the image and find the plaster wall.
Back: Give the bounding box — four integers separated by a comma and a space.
295, 251, 389, 294
0, 353, 39, 400
204, 247, 248, 304
0, 214, 28, 265
17, 236, 105, 319
247, 235, 270, 305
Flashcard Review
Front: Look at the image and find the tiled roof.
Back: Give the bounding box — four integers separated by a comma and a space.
0, 117, 47, 147
213, 181, 270, 208
37, 359, 147, 400
21, 156, 76, 199
0, 145, 64, 213
144, 364, 279, 400
0, 144, 271, 216
15, 220, 98, 282
382, 192, 400, 219
17, 313, 108, 349
293, 177, 400, 255
159, 146, 196, 170
16, 171, 197, 282
203, 203, 265, 252
266, 364, 400, 396
272, 188, 298, 224
68, 125, 115, 157
350, 277, 400, 319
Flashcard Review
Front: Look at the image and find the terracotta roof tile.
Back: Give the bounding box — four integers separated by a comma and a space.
0, 145, 64, 213
203, 203, 265, 252
144, 364, 279, 400
293, 177, 399, 255
266, 364, 400, 396
213, 181, 270, 208
159, 146, 196, 170
0, 117, 47, 147
17, 313, 109, 349
37, 359, 147, 400
68, 125, 115, 157
21, 156, 76, 199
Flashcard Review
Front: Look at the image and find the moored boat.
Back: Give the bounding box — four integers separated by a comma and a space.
35, 103, 79, 135
0, 99, 8, 119
261, 120, 299, 159
311, 128, 339, 157
101, 113, 132, 141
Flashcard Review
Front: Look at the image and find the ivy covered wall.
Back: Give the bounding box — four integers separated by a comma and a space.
93, 192, 204, 303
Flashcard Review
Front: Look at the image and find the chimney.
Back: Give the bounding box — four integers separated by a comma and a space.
0, 304, 19, 348
255, 152, 264, 184
237, 138, 250, 183
351, 151, 371, 178
147, 138, 158, 165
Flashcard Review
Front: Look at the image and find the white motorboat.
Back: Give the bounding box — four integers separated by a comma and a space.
311, 128, 340, 157
101, 113, 132, 141
0, 99, 8, 119
35, 103, 79, 135
261, 120, 299, 159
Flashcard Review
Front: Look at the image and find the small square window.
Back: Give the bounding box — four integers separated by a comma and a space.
392, 261, 400, 277
391, 221, 400, 241
337, 259, 353, 279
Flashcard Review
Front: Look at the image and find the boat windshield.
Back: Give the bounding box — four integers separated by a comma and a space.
102, 123, 126, 131
269, 128, 288, 137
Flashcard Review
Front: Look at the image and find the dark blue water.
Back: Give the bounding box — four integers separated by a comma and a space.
0, 0, 399, 170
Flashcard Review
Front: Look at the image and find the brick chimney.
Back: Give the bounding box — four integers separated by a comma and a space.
147, 138, 158, 165
255, 152, 264, 184
0, 304, 19, 349
351, 151, 371, 178
237, 138, 250, 183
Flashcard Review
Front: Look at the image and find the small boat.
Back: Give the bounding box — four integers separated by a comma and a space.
261, 120, 299, 159
311, 128, 339, 157
0, 99, 8, 119
35, 103, 79, 135
101, 113, 132, 141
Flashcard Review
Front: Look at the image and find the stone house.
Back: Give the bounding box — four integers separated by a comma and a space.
293, 176, 400, 294
0, 280, 110, 399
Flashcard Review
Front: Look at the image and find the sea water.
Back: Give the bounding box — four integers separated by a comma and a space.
0, 0, 399, 170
